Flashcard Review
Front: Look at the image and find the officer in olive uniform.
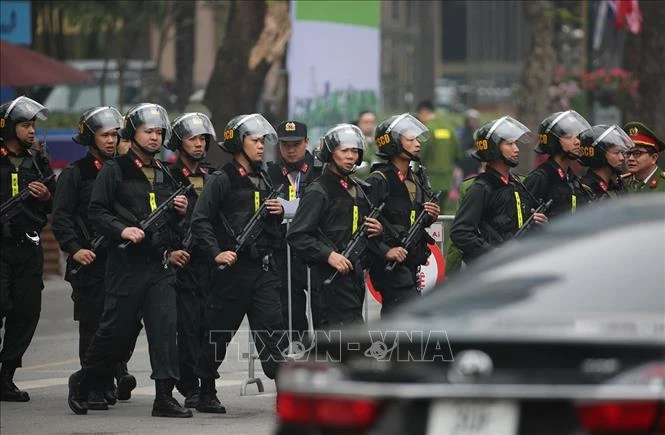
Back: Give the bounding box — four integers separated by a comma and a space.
416, 100, 462, 207
166, 113, 216, 408
579, 125, 632, 201
53, 106, 139, 409
287, 124, 383, 328
0, 96, 55, 402
450, 117, 548, 264
623, 122, 665, 193
524, 110, 593, 218
366, 114, 440, 315
67, 103, 192, 418
192, 113, 286, 414
267, 120, 322, 340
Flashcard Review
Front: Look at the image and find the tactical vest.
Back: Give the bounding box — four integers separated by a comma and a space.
316, 171, 371, 252
370, 163, 432, 266
72, 153, 105, 231
475, 170, 531, 244
114, 154, 178, 250
580, 170, 626, 202
168, 160, 208, 220
0, 146, 51, 234
531, 159, 580, 219
218, 162, 280, 256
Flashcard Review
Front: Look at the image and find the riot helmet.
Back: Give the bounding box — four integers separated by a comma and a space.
219, 113, 277, 154
471, 116, 533, 167
121, 103, 170, 154
317, 123, 366, 169
167, 112, 216, 162
374, 113, 430, 160
73, 106, 123, 153
536, 110, 590, 157
579, 124, 633, 171
0, 96, 49, 146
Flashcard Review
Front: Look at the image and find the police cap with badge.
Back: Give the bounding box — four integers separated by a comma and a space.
276, 121, 307, 142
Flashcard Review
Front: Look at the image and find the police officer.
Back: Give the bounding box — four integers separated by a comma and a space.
416, 100, 462, 206
267, 120, 322, 340
623, 122, 665, 193
53, 106, 138, 409
579, 125, 632, 201
366, 114, 440, 315
287, 124, 383, 328
0, 96, 54, 402
524, 110, 593, 218
165, 112, 216, 408
445, 162, 486, 275
192, 113, 286, 414
67, 103, 192, 418
450, 116, 547, 264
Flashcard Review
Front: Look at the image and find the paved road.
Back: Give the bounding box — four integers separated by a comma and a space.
0, 277, 280, 435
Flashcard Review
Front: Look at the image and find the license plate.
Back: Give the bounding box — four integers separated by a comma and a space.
426, 400, 519, 435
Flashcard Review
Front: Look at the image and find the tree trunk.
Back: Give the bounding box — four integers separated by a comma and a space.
623, 1, 665, 138
204, 0, 290, 128
175, 2, 196, 112
515, 0, 556, 172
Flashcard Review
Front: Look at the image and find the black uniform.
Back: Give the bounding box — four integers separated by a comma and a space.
580, 169, 628, 202
523, 158, 592, 219
81, 150, 183, 383
287, 168, 379, 328
450, 167, 537, 263
192, 160, 285, 381
267, 151, 322, 338
0, 143, 55, 374
366, 163, 434, 315
167, 159, 211, 396
52, 152, 141, 385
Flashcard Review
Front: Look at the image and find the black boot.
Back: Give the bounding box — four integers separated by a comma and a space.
176, 378, 200, 408
114, 361, 136, 401
152, 379, 193, 418
67, 370, 90, 415
103, 376, 117, 406
0, 364, 30, 402
87, 388, 109, 411
196, 378, 226, 414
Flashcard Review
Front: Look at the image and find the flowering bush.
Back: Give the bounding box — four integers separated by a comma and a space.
579, 68, 639, 107
549, 66, 639, 109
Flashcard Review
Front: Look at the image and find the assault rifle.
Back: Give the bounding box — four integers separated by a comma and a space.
218, 183, 284, 270
70, 234, 106, 275
118, 184, 193, 249
513, 198, 553, 239
0, 174, 55, 224
385, 190, 442, 272
323, 201, 386, 285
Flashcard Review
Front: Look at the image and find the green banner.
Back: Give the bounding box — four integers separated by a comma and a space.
295, 0, 380, 28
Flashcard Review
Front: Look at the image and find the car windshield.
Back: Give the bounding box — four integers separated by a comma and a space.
405, 220, 665, 319
43, 83, 141, 113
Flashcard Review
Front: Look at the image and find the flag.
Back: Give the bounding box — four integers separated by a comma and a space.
593, 0, 642, 51
611, 0, 642, 34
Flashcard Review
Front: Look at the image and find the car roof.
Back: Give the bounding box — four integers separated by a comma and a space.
374, 194, 665, 343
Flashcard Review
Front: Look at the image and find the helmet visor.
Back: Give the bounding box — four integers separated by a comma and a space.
236, 114, 277, 147
127, 104, 171, 142
5, 96, 49, 122
325, 124, 366, 152
84, 107, 123, 133
548, 110, 591, 139
485, 116, 534, 148
593, 125, 633, 152
388, 113, 431, 143
173, 113, 217, 141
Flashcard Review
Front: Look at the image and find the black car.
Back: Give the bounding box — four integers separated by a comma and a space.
276, 194, 665, 435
